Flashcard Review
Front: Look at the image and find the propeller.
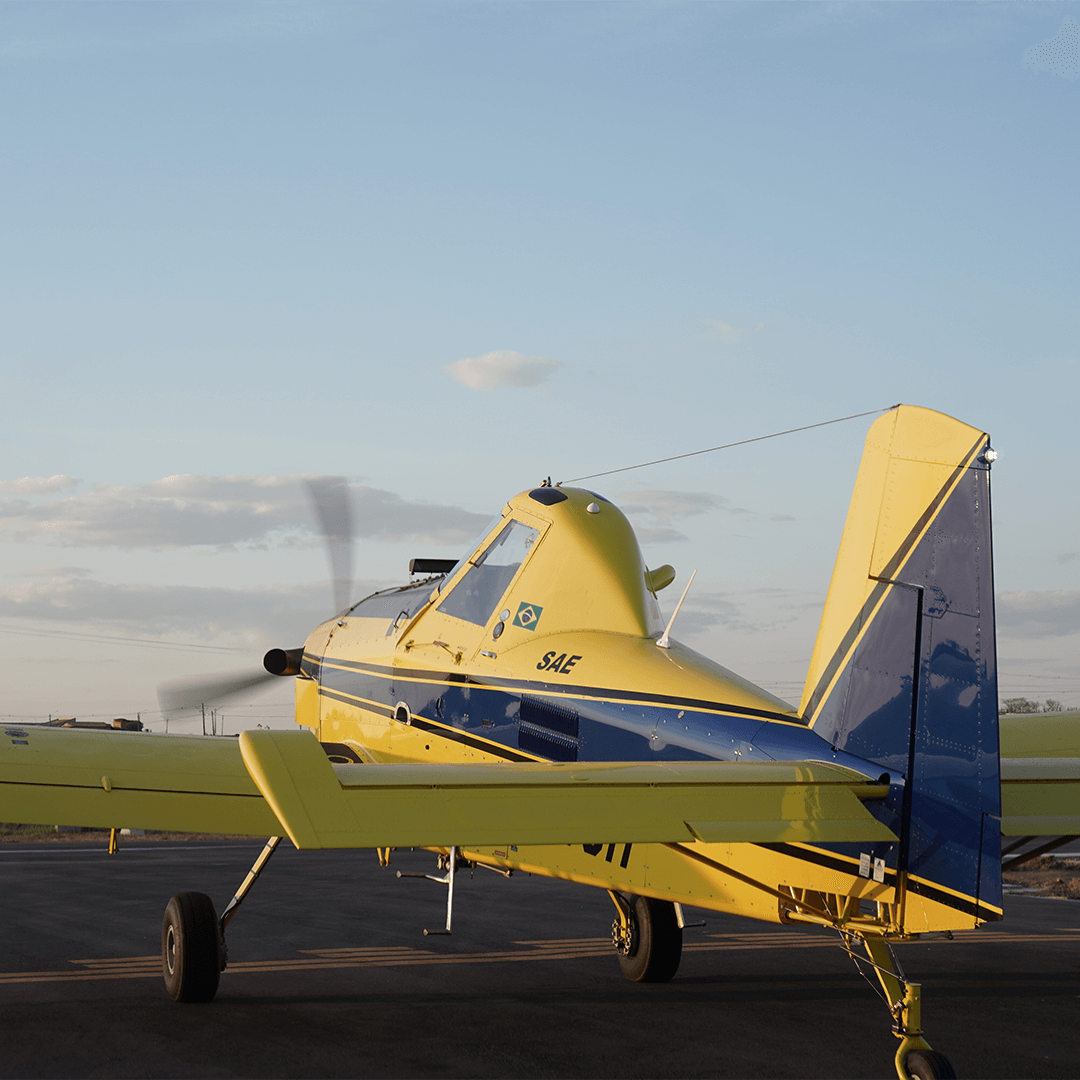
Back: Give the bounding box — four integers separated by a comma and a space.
156, 477, 355, 728
157, 669, 279, 721
304, 476, 354, 616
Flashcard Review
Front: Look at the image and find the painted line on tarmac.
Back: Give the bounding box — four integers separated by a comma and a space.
1, 930, 1073, 986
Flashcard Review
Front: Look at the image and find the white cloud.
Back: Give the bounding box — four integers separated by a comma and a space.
445, 350, 563, 390
1022, 15, 1079, 81
0, 475, 491, 551
705, 319, 741, 343
0, 475, 80, 495
997, 591, 1080, 639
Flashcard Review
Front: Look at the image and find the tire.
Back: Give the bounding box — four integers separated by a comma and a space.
162, 891, 221, 1003
616, 895, 683, 983
904, 1049, 957, 1080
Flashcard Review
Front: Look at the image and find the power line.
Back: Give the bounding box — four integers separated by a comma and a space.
0, 623, 245, 654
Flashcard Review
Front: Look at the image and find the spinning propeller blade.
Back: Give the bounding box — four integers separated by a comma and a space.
305, 476, 354, 616
155, 476, 354, 727
157, 669, 276, 720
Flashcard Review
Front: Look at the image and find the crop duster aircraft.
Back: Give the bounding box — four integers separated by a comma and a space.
3, 405, 1078, 1080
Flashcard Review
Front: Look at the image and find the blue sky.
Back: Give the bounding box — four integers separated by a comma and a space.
1, 2, 1078, 727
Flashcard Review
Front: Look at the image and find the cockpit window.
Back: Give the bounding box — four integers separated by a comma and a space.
436, 513, 503, 595
436, 519, 540, 626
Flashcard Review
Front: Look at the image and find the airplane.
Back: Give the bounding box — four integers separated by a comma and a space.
2, 404, 1077, 1080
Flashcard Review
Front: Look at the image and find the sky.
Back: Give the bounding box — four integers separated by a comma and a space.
1, 1, 1078, 730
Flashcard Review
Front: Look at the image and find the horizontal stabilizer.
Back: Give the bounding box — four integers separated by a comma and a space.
237, 729, 896, 850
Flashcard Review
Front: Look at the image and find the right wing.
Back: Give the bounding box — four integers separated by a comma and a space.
239, 730, 894, 850
1000, 713, 1080, 836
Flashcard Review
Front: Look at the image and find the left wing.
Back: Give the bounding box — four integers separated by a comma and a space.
0, 726, 280, 836
0, 726, 895, 848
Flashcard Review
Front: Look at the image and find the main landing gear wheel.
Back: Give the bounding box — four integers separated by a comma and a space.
162, 891, 221, 1003
902, 1049, 957, 1080
614, 895, 683, 983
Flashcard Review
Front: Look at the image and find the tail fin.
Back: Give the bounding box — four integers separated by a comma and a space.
801, 405, 1001, 927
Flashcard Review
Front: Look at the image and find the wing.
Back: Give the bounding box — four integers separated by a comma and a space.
1000, 757, 1080, 836
0, 726, 895, 848
999, 712, 1080, 836
0, 726, 280, 836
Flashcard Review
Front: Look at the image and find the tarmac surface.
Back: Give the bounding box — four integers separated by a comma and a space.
1, 840, 1077, 1079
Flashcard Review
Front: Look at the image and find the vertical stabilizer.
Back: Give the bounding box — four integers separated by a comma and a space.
801, 405, 1000, 926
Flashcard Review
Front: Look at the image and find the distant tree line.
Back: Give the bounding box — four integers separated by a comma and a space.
1000, 697, 1065, 715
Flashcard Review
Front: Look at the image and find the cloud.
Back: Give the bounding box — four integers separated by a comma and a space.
997, 591, 1080, 639
705, 320, 741, 343
1022, 15, 1079, 81
0, 571, 330, 640
617, 488, 743, 543
618, 489, 721, 524
446, 351, 563, 390
0, 475, 491, 551
1058, 552, 1078, 564
0, 475, 80, 495
13, 566, 94, 579
675, 587, 822, 637
633, 527, 692, 544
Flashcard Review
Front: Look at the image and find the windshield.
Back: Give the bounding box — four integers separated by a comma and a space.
436, 519, 540, 626
436, 513, 503, 594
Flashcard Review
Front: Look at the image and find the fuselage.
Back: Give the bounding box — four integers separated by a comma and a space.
284, 484, 999, 934
297, 486, 890, 782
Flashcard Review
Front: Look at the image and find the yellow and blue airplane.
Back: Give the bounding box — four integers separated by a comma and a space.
2, 405, 1077, 1080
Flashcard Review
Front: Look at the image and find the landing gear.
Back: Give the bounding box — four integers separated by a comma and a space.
845, 933, 957, 1080
161, 835, 282, 1004
609, 892, 682, 983
162, 892, 221, 1002
903, 1049, 957, 1080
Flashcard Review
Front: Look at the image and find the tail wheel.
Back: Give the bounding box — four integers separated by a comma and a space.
615, 895, 682, 983
162, 891, 221, 1003
903, 1049, 957, 1080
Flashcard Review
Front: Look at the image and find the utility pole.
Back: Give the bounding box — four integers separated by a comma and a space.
201, 703, 206, 736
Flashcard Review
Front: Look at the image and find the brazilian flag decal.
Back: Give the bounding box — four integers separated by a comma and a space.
512, 602, 544, 631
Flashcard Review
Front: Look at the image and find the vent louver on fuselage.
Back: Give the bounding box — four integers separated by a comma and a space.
517, 696, 580, 762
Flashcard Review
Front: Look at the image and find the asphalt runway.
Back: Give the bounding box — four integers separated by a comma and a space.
1, 841, 1077, 1079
